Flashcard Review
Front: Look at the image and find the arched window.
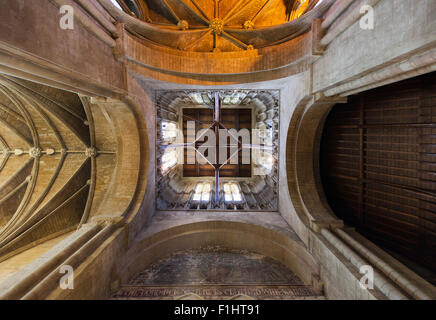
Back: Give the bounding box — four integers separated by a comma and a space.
223, 182, 242, 203
161, 149, 177, 173
192, 183, 211, 202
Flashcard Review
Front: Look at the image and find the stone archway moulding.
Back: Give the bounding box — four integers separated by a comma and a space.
116, 220, 322, 290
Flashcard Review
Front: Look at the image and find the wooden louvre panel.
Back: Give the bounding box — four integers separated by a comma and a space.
321, 72, 436, 271
183, 108, 251, 177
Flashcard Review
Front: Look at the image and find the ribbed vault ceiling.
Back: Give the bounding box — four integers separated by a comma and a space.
0, 76, 94, 257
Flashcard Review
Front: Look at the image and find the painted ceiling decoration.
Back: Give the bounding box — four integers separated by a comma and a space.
100, 0, 334, 51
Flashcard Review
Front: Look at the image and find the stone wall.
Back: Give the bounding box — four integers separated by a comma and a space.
313, 0, 436, 94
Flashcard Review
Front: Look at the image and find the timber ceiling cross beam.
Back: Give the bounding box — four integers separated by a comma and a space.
176, 92, 268, 206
